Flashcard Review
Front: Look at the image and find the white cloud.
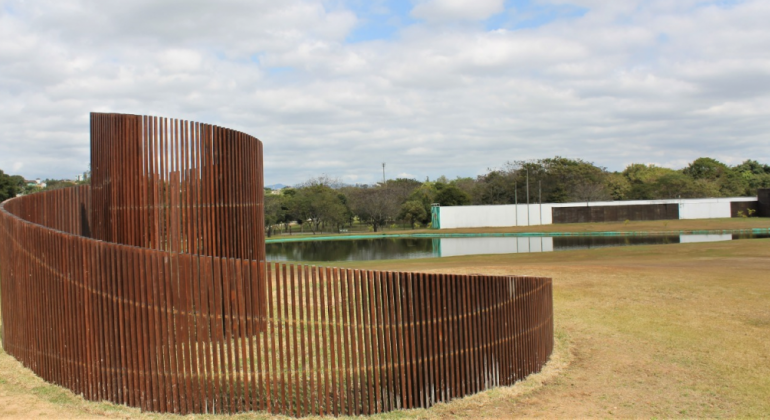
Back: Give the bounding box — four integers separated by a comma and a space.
1, 0, 769, 185
411, 0, 505, 22
157, 49, 203, 73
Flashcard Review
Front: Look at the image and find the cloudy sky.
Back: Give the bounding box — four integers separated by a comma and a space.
1, 0, 769, 186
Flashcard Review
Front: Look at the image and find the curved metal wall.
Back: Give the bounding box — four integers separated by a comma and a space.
90, 113, 264, 260
0, 113, 554, 417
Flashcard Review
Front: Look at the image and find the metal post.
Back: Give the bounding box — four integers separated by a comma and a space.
526, 169, 529, 205
514, 181, 518, 226
539, 180, 542, 226
526, 168, 530, 226
514, 181, 517, 205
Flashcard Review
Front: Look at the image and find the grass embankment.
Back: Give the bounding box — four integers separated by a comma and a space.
267, 218, 770, 242
1, 233, 769, 418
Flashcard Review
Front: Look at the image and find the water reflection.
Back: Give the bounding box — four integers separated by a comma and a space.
266, 237, 434, 262
265, 232, 769, 262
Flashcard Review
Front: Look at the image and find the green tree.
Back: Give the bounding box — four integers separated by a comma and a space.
401, 182, 437, 226
623, 163, 677, 185
0, 169, 21, 202
541, 157, 607, 201
263, 194, 284, 236
502, 157, 610, 203
398, 200, 428, 228
282, 187, 307, 232
286, 183, 348, 234
733, 159, 770, 176
434, 183, 471, 206
475, 170, 516, 204
623, 164, 680, 199
716, 170, 749, 197
683, 157, 728, 181
451, 176, 479, 202
733, 160, 770, 195
653, 172, 716, 199
682, 157, 750, 197
605, 172, 631, 200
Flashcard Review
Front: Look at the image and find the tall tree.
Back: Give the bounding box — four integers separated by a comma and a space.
683, 157, 729, 180
623, 164, 680, 199
504, 157, 610, 203
263, 194, 285, 236
451, 177, 478, 202
348, 185, 401, 232
604, 172, 631, 200
682, 157, 750, 197
286, 183, 348, 233
398, 200, 428, 228
734, 160, 770, 194
384, 178, 422, 203
433, 182, 471, 206
475, 170, 517, 204
398, 181, 437, 227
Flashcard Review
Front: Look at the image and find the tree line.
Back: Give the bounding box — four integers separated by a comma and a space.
264, 157, 770, 233
3, 156, 769, 233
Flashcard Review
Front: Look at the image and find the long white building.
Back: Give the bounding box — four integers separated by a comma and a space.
432, 196, 761, 229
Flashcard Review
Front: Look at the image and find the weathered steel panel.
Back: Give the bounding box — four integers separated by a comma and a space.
553, 203, 679, 224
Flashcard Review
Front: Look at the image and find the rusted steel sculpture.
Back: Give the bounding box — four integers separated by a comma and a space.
0, 112, 554, 416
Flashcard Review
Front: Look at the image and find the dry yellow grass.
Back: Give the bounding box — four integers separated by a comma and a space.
1, 231, 769, 418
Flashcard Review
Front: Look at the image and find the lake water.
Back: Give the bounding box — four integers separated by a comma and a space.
265, 232, 770, 262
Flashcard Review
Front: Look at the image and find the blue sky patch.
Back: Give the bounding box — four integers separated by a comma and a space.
697, 0, 746, 9
3, 3, 18, 16
345, 0, 416, 43
267, 67, 295, 76
341, 1, 589, 42
488, 0, 588, 31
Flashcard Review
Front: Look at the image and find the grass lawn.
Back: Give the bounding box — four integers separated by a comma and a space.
1, 221, 769, 418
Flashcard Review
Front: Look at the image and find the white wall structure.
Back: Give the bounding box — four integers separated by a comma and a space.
436, 197, 757, 229
679, 201, 730, 219
439, 203, 553, 229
